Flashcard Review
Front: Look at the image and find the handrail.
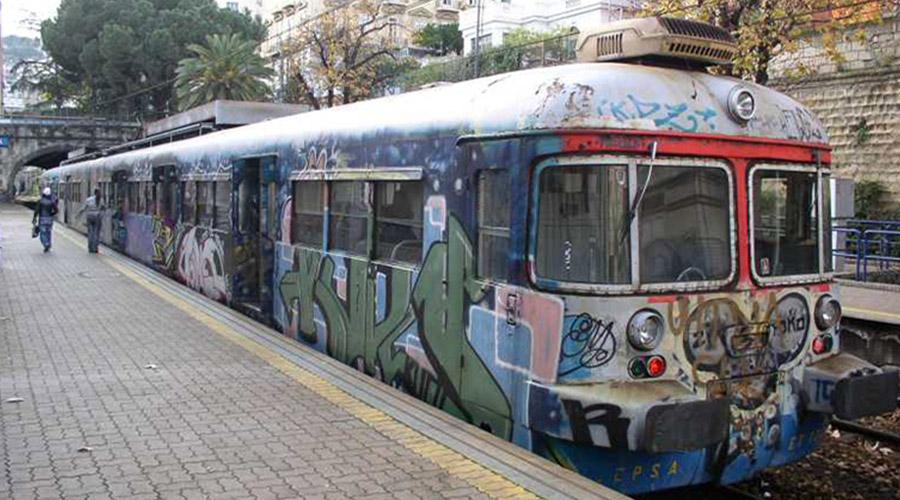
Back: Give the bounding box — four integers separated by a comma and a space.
832, 224, 900, 281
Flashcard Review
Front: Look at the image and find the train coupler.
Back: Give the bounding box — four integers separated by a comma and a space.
802, 353, 899, 420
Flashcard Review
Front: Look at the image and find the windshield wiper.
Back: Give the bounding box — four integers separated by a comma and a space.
619, 141, 658, 244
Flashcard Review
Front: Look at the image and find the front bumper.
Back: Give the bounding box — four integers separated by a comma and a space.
802, 353, 899, 420
528, 380, 730, 453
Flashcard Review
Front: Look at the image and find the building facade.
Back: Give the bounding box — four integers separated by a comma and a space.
458, 0, 638, 56
216, 0, 265, 17
260, 0, 466, 100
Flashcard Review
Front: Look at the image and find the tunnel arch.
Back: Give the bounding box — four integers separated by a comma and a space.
5, 144, 79, 198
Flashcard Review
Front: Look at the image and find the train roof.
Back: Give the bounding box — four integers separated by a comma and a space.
46, 62, 828, 177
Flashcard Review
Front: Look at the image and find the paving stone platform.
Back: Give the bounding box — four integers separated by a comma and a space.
0, 204, 623, 500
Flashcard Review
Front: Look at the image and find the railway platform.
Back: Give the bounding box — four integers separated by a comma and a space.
0, 204, 624, 500
839, 278, 900, 326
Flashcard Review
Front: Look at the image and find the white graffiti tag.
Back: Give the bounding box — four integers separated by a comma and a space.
177, 227, 229, 302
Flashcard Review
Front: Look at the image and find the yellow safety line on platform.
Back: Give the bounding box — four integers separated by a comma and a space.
844, 306, 900, 322
57, 231, 539, 500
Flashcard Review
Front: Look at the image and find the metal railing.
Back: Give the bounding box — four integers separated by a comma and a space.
395, 31, 580, 91
832, 219, 900, 281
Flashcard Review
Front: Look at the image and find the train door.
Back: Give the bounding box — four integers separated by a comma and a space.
111, 170, 129, 251
233, 156, 277, 320
63, 175, 72, 224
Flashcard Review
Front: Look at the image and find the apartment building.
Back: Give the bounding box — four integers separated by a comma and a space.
458, 0, 639, 55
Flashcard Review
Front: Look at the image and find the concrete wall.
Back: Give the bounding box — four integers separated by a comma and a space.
769, 14, 900, 212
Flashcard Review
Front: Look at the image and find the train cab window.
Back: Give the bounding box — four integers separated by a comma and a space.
637, 166, 730, 283
182, 181, 196, 224
197, 181, 215, 227
214, 181, 231, 232
477, 170, 510, 281
536, 166, 630, 284
752, 169, 820, 277
329, 181, 368, 255
375, 181, 422, 265
292, 181, 325, 247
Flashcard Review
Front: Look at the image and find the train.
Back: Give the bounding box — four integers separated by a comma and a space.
41, 17, 898, 495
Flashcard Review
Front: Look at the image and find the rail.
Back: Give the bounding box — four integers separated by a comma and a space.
832, 219, 900, 281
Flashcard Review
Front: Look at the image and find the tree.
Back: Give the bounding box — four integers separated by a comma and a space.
413, 23, 463, 56
37, 0, 265, 117
9, 60, 81, 111
284, 0, 409, 109
477, 27, 576, 76
175, 34, 273, 111
645, 0, 894, 84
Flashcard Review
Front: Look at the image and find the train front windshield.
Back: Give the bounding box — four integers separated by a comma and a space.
752, 168, 832, 278
535, 161, 732, 288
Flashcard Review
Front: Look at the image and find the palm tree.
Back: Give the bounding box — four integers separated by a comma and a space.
175, 34, 273, 111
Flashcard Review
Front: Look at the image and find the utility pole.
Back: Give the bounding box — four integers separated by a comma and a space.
0, 0, 5, 116
473, 0, 483, 78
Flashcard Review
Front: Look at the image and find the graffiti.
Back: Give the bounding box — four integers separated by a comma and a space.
278, 216, 513, 439
562, 399, 630, 448
670, 293, 809, 380
600, 95, 719, 133
151, 216, 178, 269
177, 227, 229, 302
558, 314, 616, 377
779, 107, 825, 142
295, 143, 342, 177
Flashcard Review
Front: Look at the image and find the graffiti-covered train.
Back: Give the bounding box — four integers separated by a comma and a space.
42, 17, 898, 495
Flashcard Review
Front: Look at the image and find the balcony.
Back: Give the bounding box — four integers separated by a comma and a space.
435, 0, 459, 20
382, 0, 408, 15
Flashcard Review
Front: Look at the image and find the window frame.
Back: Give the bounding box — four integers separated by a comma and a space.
373, 180, 423, 267
528, 155, 736, 295
748, 163, 832, 286
476, 169, 511, 283
291, 180, 327, 249
327, 180, 371, 257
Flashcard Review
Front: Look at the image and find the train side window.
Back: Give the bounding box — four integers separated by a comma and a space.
214, 181, 231, 232
375, 181, 422, 265
182, 181, 196, 224
167, 178, 179, 222
292, 181, 325, 247
127, 182, 139, 212
197, 182, 215, 227
142, 181, 152, 215
477, 170, 510, 281
329, 181, 368, 255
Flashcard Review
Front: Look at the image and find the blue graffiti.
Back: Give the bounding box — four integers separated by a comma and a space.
599, 95, 719, 133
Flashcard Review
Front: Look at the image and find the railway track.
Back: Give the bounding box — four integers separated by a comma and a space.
831, 417, 900, 447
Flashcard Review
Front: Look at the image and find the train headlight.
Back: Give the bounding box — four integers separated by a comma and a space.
728, 87, 756, 123
627, 310, 665, 351
814, 296, 842, 330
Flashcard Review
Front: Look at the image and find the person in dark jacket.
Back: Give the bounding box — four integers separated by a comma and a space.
32, 187, 58, 252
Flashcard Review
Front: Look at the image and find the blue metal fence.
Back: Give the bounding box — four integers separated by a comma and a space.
832, 220, 900, 281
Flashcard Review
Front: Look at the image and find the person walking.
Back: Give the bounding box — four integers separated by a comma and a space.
80, 188, 104, 254
32, 187, 58, 253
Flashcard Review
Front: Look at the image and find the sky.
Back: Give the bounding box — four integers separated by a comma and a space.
2, 0, 62, 39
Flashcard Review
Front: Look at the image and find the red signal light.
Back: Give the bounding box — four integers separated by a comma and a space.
647, 356, 667, 378
812, 335, 833, 355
